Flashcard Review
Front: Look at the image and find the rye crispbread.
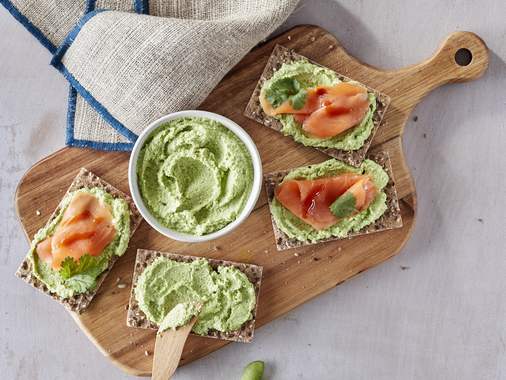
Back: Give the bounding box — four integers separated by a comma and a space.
16, 168, 142, 314
265, 151, 403, 250
244, 45, 391, 167
126, 249, 263, 343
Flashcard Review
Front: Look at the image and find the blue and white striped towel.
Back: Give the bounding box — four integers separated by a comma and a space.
1, 0, 298, 151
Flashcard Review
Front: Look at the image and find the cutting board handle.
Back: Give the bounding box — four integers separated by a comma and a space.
395, 31, 489, 101
425, 31, 488, 82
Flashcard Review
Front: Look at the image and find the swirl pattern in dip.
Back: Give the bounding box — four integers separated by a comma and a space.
137, 117, 254, 235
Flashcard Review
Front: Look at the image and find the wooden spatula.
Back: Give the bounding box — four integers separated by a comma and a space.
151, 307, 201, 380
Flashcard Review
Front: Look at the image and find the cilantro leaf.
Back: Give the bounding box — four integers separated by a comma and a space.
265, 77, 307, 110
290, 89, 308, 110
329, 192, 356, 218
65, 273, 98, 293
59, 254, 102, 280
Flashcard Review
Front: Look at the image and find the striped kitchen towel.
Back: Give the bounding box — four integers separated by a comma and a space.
1, 0, 299, 150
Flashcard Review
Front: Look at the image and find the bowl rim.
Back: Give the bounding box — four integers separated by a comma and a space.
128, 110, 263, 243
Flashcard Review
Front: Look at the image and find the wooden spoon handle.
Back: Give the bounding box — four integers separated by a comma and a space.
152, 317, 197, 380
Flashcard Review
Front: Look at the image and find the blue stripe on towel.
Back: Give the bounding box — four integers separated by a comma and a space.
135, 0, 149, 14
52, 10, 139, 145
0, 0, 57, 53
66, 87, 134, 151
86, 0, 97, 13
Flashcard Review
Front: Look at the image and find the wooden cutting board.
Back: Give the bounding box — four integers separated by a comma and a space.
15, 26, 488, 376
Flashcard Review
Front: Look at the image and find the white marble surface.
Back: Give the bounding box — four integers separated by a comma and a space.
1, 1, 505, 379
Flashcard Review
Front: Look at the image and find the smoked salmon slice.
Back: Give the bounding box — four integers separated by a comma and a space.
260, 82, 370, 139
35, 192, 116, 270
275, 173, 377, 230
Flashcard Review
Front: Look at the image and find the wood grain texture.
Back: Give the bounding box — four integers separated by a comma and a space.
14, 26, 488, 376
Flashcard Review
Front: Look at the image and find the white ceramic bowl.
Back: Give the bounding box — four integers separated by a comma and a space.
128, 110, 262, 243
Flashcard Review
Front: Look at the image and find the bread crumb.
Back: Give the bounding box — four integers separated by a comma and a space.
36, 210, 41, 216
294, 253, 299, 257
117, 283, 127, 289
144, 350, 150, 356
310, 36, 316, 42
287, 35, 292, 40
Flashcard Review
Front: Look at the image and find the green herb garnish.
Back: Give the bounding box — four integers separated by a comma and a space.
265, 77, 307, 110
59, 254, 101, 280
329, 192, 356, 218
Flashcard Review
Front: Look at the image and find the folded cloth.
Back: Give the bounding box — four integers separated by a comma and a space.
1, 0, 299, 151
67, 0, 142, 150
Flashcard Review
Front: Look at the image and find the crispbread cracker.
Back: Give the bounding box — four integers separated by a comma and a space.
16, 168, 142, 313
244, 45, 391, 166
126, 249, 263, 343
265, 151, 403, 250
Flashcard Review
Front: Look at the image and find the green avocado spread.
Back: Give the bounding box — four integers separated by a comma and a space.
28, 188, 131, 298
134, 257, 256, 336
271, 159, 389, 243
137, 117, 254, 236
158, 301, 201, 331
260, 60, 376, 151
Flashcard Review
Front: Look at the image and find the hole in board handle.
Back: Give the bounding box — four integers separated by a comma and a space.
455, 48, 473, 66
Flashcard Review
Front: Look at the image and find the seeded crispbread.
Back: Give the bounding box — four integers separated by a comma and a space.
15, 168, 142, 314
265, 151, 403, 250
126, 249, 263, 343
244, 44, 391, 166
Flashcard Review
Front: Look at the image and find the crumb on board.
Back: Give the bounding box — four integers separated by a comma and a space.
413, 115, 418, 122
400, 265, 410, 271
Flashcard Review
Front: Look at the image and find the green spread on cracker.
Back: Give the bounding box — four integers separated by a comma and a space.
135, 257, 256, 335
